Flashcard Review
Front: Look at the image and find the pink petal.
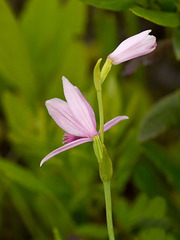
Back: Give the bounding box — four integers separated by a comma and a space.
104, 116, 129, 132
40, 137, 93, 166
46, 98, 88, 137
108, 30, 156, 65
62, 76, 97, 137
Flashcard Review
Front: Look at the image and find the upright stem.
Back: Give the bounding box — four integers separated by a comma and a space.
103, 181, 115, 240
97, 90, 104, 144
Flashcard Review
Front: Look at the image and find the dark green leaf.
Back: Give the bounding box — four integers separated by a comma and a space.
80, 0, 138, 11
138, 91, 180, 142
76, 223, 107, 239
173, 27, 180, 60
131, 6, 180, 27
142, 143, 180, 193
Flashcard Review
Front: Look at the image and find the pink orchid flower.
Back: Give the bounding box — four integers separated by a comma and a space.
108, 30, 157, 65
40, 76, 128, 166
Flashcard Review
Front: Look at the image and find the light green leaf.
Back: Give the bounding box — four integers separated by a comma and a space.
138, 91, 180, 142
131, 6, 180, 27
0, 0, 36, 98
53, 228, 62, 240
20, 0, 86, 90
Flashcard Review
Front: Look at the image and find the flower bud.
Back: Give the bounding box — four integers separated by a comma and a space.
108, 30, 157, 65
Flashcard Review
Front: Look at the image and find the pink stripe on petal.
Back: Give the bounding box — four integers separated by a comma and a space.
103, 116, 129, 132
62, 76, 97, 137
40, 137, 93, 166
46, 98, 88, 137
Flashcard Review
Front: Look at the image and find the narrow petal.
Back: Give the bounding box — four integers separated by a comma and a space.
46, 98, 88, 137
62, 76, 97, 137
103, 116, 129, 132
40, 137, 93, 166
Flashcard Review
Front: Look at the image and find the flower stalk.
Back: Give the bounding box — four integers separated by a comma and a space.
93, 59, 115, 240
103, 181, 115, 240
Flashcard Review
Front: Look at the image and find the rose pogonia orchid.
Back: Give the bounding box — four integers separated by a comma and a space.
108, 30, 157, 65
40, 76, 128, 166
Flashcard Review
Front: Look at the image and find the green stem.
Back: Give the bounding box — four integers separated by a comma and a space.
97, 90, 104, 144
103, 181, 115, 240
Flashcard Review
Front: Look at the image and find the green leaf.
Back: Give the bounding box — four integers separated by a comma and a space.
20, 0, 86, 91
131, 6, 180, 27
53, 228, 62, 240
80, 0, 138, 11
0, 158, 48, 193
142, 142, 180, 193
138, 91, 180, 142
76, 223, 107, 239
114, 130, 140, 192
0, 0, 36, 98
0, 158, 75, 233
139, 228, 166, 240
173, 27, 180, 60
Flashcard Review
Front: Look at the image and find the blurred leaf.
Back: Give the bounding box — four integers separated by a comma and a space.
131, 6, 180, 27
138, 91, 180, 142
0, 158, 48, 193
139, 228, 165, 240
3, 92, 35, 139
114, 194, 167, 231
0, 158, 75, 233
80, 0, 139, 11
8, 185, 46, 239
113, 130, 140, 192
134, 163, 159, 195
173, 27, 180, 60
143, 197, 166, 219
0, 0, 36, 99
156, 0, 177, 11
53, 228, 62, 240
76, 223, 107, 239
142, 142, 180, 192
20, 0, 86, 93
103, 75, 122, 121
94, 12, 118, 57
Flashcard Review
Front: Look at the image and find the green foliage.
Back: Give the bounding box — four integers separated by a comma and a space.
79, 0, 139, 11
138, 91, 180, 142
0, 0, 36, 99
130, 6, 180, 27
173, 27, 180, 59
0, 0, 180, 239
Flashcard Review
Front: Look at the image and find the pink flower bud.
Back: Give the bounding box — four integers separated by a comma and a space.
108, 30, 157, 65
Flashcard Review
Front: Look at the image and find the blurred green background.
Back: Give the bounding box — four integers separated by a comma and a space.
0, 0, 180, 239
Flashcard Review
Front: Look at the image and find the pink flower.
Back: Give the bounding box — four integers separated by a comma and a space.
108, 30, 157, 65
40, 76, 128, 166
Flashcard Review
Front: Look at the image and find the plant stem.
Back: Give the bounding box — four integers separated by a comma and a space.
97, 90, 104, 144
103, 181, 115, 240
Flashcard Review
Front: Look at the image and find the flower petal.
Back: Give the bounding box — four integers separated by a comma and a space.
40, 137, 93, 166
62, 76, 97, 137
108, 30, 156, 65
103, 116, 129, 132
46, 98, 88, 137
